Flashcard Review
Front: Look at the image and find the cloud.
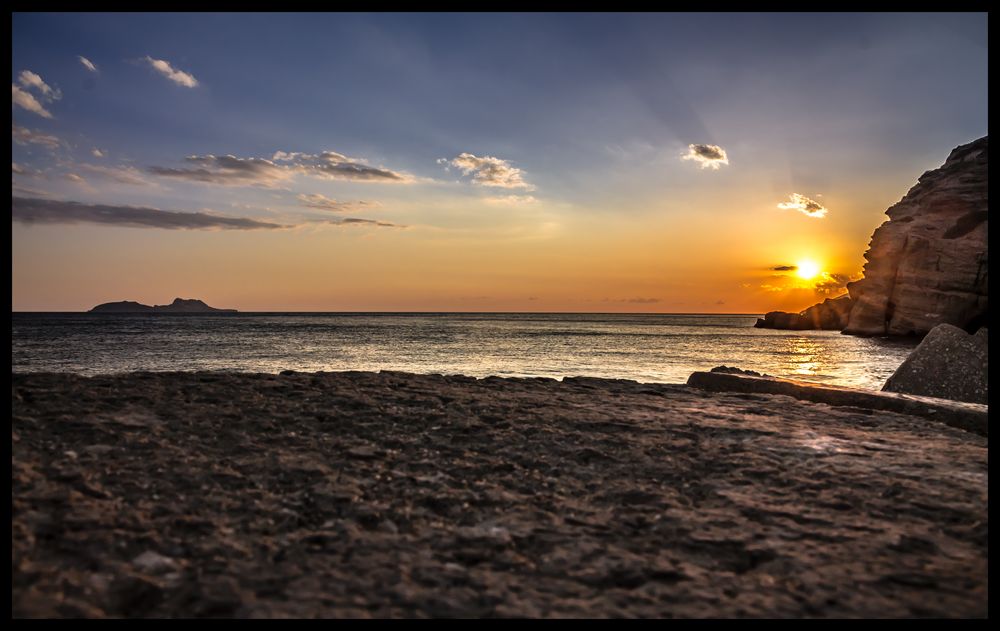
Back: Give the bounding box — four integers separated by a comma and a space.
314, 217, 405, 229
144, 56, 199, 88
150, 152, 408, 187
149, 154, 292, 187
78, 56, 98, 73
444, 153, 534, 190
296, 193, 380, 212
482, 195, 538, 206
12, 162, 27, 175
604, 297, 661, 304
12, 85, 53, 118
813, 272, 855, 296
12, 197, 285, 230
18, 71, 61, 101
65, 173, 85, 183
307, 152, 405, 182
777, 193, 828, 218
77, 163, 157, 187
681, 144, 729, 169
12, 123, 60, 149
91, 148, 105, 158
772, 265, 798, 271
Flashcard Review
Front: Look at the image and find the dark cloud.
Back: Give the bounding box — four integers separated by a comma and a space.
149, 152, 407, 187
682, 143, 729, 169
149, 155, 290, 187
814, 272, 854, 296
12, 197, 285, 230
316, 217, 405, 229
772, 265, 798, 271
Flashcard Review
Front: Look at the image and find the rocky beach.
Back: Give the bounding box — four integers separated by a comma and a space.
12, 370, 988, 618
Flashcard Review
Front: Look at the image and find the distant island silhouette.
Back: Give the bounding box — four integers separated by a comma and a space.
89, 298, 237, 313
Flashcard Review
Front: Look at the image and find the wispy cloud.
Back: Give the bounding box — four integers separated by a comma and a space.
681, 143, 729, 169
77, 163, 157, 187
771, 264, 797, 271
316, 217, 405, 229
296, 193, 381, 212
149, 155, 292, 187
150, 152, 408, 187
274, 151, 407, 182
441, 153, 534, 190
144, 56, 199, 88
777, 193, 828, 218
12, 85, 53, 118
12, 123, 61, 149
482, 194, 538, 206
12, 197, 285, 230
91, 148, 105, 158
18, 71, 61, 101
78, 56, 98, 73
604, 297, 661, 304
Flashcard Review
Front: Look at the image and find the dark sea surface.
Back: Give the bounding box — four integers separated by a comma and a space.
11, 313, 918, 390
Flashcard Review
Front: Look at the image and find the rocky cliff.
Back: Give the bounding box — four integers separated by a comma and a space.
90, 298, 237, 313
843, 136, 988, 336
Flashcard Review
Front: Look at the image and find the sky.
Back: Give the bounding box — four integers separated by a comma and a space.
11, 13, 988, 312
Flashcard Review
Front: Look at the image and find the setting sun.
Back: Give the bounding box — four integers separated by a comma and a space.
796, 260, 821, 280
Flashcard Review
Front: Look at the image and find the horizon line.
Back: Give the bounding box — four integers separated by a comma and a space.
12, 310, 767, 316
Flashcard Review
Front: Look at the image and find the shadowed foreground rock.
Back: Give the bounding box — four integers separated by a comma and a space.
12, 371, 988, 618
882, 324, 988, 404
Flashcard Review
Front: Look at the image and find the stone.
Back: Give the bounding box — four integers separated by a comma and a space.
843, 136, 988, 336
687, 369, 987, 437
131, 550, 179, 575
882, 324, 988, 404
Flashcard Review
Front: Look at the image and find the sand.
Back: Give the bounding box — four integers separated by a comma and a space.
11, 371, 988, 618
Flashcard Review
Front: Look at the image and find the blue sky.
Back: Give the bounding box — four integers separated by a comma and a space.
11, 13, 989, 311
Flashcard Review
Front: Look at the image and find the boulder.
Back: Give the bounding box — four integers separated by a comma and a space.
882, 324, 988, 404
843, 136, 988, 336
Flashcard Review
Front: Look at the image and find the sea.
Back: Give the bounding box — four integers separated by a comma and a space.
11, 313, 918, 390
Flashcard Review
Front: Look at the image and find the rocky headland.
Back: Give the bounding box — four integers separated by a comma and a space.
12, 370, 988, 618
757, 136, 988, 338
89, 298, 237, 314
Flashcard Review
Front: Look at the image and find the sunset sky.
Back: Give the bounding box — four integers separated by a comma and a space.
12, 13, 988, 312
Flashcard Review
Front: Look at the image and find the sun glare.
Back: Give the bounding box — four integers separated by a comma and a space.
796, 260, 820, 280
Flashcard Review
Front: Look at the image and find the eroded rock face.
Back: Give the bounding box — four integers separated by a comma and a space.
882, 324, 988, 404
843, 137, 988, 337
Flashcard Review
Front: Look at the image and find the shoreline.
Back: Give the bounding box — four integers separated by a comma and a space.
12, 370, 988, 617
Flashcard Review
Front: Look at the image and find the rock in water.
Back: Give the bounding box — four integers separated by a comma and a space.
754, 295, 853, 330
882, 324, 988, 404
843, 136, 988, 336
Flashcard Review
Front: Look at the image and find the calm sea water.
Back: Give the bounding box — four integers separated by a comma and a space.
11, 313, 917, 390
